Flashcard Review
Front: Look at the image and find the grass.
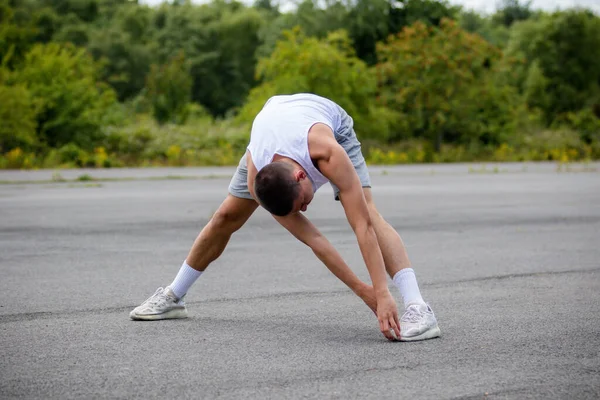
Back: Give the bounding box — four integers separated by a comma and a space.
67, 183, 103, 188
468, 165, 506, 174
0, 173, 232, 185
556, 160, 598, 173
77, 174, 94, 181
0, 160, 597, 186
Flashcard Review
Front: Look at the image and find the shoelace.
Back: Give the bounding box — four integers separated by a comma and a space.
401, 305, 425, 323
148, 293, 169, 306
144, 288, 171, 306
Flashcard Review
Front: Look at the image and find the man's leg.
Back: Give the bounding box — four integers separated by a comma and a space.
130, 153, 258, 321
363, 188, 424, 307
363, 188, 440, 341
331, 104, 439, 340
363, 188, 412, 278
167, 195, 258, 299
129, 195, 257, 321
185, 195, 258, 272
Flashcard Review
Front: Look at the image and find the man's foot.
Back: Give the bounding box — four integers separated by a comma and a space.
129, 287, 188, 321
399, 302, 441, 341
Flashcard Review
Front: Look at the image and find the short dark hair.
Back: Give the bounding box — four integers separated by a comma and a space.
254, 162, 300, 216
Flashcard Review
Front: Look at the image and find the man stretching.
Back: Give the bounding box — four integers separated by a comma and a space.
130, 93, 441, 341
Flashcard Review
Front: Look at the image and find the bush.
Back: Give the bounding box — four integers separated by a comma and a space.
146, 52, 192, 125
57, 143, 92, 167
99, 115, 249, 167
0, 148, 37, 169
237, 28, 392, 140
9, 42, 118, 150
376, 19, 522, 149
0, 83, 37, 152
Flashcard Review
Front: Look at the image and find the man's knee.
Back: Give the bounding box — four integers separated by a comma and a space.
211, 209, 243, 233
210, 198, 255, 233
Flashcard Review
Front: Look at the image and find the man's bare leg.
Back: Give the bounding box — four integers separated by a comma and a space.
363, 188, 425, 308
130, 195, 257, 320
363, 188, 411, 278
363, 188, 440, 340
186, 195, 258, 271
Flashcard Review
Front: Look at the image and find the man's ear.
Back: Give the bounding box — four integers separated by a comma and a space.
294, 169, 307, 181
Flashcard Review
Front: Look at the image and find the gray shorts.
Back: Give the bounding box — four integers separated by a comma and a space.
228, 105, 371, 201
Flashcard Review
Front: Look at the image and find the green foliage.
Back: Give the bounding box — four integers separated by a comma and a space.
389, 0, 460, 30
506, 11, 600, 125
0, 0, 37, 67
492, 0, 532, 27
257, 0, 460, 66
376, 19, 521, 149
152, 1, 266, 116
0, 82, 37, 152
102, 115, 249, 167
553, 108, 600, 146
458, 9, 510, 47
53, 14, 89, 46
87, 26, 152, 101
194, 5, 266, 116
1, 0, 600, 169
10, 42, 118, 150
239, 28, 390, 139
146, 52, 192, 125
341, 0, 386, 64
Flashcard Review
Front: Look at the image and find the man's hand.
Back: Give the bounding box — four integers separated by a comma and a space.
376, 290, 401, 341
357, 284, 400, 341
273, 212, 370, 299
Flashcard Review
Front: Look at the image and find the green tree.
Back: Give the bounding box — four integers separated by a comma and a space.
9, 42, 117, 149
40, 0, 100, 22
53, 14, 89, 46
506, 11, 600, 124
376, 19, 520, 149
258, 0, 459, 66
196, 6, 266, 116
238, 28, 392, 140
146, 52, 192, 124
34, 7, 61, 43
458, 9, 510, 47
87, 27, 152, 101
346, 0, 390, 64
153, 1, 266, 116
0, 82, 37, 152
0, 0, 37, 68
492, 0, 532, 27
388, 0, 459, 33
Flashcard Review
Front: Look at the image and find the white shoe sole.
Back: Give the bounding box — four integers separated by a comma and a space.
129, 308, 188, 321
399, 325, 441, 342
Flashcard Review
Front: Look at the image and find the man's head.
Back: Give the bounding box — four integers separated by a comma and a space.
254, 161, 314, 216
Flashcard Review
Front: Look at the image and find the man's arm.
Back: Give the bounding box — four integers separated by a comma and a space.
247, 150, 374, 308
312, 133, 400, 340
273, 212, 375, 307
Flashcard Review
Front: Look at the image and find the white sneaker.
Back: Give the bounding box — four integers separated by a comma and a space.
399, 302, 441, 341
129, 287, 188, 321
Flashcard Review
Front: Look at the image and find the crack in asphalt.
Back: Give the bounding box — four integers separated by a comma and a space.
1, 267, 598, 324
449, 383, 600, 400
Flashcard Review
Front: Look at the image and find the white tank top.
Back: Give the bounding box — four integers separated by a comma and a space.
247, 93, 342, 192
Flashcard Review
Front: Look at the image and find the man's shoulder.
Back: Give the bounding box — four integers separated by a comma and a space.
307, 123, 340, 161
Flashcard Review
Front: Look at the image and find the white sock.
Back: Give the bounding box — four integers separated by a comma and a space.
392, 268, 425, 309
169, 261, 203, 299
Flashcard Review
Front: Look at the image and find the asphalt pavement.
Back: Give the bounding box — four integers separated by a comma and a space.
1, 162, 599, 399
